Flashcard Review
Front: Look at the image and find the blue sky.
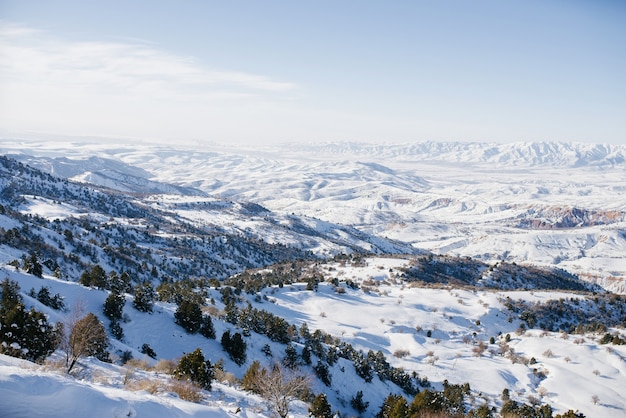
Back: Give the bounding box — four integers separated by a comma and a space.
1, 0, 624, 145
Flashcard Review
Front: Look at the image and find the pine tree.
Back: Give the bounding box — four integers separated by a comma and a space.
314, 361, 331, 386
242, 360, 263, 393
23, 252, 43, 278
222, 331, 247, 365
175, 300, 203, 333
377, 394, 408, 418
132, 282, 155, 313
309, 393, 333, 418
283, 344, 298, 369
351, 390, 369, 415
199, 314, 215, 339
103, 292, 124, 321
172, 348, 214, 390
0, 279, 58, 363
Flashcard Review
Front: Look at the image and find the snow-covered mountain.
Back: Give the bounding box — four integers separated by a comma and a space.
3, 139, 625, 293
1, 142, 625, 417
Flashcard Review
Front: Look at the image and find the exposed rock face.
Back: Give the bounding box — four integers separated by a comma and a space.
516, 207, 624, 229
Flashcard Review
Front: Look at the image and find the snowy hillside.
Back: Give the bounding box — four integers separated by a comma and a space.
0, 145, 625, 417
0, 254, 624, 417
3, 139, 625, 293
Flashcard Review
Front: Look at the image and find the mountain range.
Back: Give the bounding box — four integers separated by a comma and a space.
3, 140, 625, 293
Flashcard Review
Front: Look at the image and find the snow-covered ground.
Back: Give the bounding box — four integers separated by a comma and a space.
1, 255, 624, 417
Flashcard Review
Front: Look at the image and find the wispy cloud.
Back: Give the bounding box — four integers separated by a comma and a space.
0, 21, 303, 142
0, 21, 296, 101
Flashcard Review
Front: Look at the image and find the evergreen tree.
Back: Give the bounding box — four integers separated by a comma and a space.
242, 360, 263, 393
175, 300, 203, 333
314, 361, 331, 386
221, 331, 246, 365
172, 348, 214, 390
301, 345, 311, 365
283, 344, 298, 369
309, 393, 333, 418
23, 252, 43, 278
0, 279, 58, 363
377, 394, 408, 418
199, 314, 216, 339
351, 390, 369, 415
132, 282, 155, 313
79, 265, 107, 289
409, 389, 447, 416
103, 291, 125, 321
109, 271, 132, 294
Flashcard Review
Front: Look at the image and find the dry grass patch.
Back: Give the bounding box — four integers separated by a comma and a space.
153, 358, 177, 374
169, 379, 203, 403
126, 378, 163, 395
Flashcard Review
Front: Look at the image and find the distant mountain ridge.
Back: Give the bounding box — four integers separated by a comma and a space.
2, 139, 625, 293
286, 141, 626, 167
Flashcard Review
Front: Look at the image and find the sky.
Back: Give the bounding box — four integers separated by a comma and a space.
0, 0, 625, 146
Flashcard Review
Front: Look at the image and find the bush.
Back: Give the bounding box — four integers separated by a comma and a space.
172, 348, 214, 390
310, 393, 333, 418
140, 343, 157, 359
169, 379, 203, 402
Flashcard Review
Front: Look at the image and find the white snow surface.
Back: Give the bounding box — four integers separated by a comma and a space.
1, 255, 625, 417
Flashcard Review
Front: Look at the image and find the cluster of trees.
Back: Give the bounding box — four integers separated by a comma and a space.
0, 279, 58, 363
503, 294, 626, 333
174, 300, 215, 339
0, 279, 110, 373
220, 330, 247, 365
219, 284, 425, 394
28, 285, 66, 311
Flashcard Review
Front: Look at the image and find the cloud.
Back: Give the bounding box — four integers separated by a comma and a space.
0, 21, 296, 100
0, 21, 302, 142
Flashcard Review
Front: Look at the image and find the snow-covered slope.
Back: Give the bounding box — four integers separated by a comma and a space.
3, 139, 624, 293
0, 255, 624, 417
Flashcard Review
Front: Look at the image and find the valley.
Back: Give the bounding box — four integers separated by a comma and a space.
0, 140, 625, 417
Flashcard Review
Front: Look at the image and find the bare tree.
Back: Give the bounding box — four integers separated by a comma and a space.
59, 300, 86, 369
249, 362, 311, 418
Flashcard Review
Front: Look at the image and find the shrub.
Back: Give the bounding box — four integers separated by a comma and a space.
172, 348, 214, 390
351, 390, 369, 414
140, 343, 157, 359
309, 393, 333, 418
169, 379, 203, 402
